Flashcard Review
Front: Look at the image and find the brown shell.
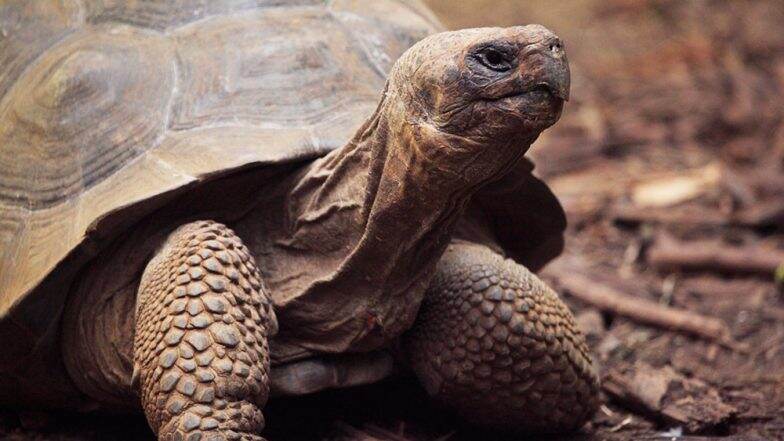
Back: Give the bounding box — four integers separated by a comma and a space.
0, 0, 441, 319
0, 3, 567, 406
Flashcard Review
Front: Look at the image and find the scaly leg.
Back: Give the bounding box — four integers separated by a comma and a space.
134, 221, 277, 441
405, 241, 599, 433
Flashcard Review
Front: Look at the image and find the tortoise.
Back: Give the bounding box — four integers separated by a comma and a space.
0, 0, 599, 439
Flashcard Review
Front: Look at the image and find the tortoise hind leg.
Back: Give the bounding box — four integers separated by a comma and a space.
404, 241, 599, 433
134, 221, 277, 441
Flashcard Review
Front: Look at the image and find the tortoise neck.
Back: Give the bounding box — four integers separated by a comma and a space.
274, 93, 478, 354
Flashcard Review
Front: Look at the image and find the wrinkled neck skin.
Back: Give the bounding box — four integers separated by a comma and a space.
255, 86, 537, 363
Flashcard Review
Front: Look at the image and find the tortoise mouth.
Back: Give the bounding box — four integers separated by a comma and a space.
497, 85, 565, 118
528, 83, 562, 99
496, 83, 565, 103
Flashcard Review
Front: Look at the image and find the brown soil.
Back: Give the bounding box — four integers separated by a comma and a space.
3, 1, 783, 440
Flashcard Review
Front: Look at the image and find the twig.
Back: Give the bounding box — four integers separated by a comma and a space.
612, 197, 784, 229
648, 234, 784, 276
636, 436, 767, 441
732, 197, 784, 227
612, 204, 728, 227
545, 264, 734, 345
333, 421, 385, 441
602, 362, 736, 433
363, 424, 413, 441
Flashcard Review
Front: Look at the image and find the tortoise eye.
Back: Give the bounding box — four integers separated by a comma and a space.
477, 47, 513, 72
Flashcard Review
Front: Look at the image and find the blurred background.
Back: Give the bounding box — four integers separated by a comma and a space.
2, 0, 783, 440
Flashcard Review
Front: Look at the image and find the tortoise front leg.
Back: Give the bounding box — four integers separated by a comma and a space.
134, 221, 277, 441
404, 241, 599, 433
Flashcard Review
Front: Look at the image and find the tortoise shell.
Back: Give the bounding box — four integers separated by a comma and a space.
0, 1, 439, 322
0, 0, 566, 408
0, 0, 442, 404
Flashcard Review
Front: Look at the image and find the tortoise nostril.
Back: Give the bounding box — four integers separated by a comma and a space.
549, 41, 562, 52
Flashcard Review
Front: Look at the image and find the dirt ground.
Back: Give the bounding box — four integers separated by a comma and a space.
2, 0, 784, 440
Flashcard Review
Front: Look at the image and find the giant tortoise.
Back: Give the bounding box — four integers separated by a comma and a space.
0, 1, 599, 439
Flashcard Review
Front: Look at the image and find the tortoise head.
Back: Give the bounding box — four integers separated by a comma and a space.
387, 25, 569, 183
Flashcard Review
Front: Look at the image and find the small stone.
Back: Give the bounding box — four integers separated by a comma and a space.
185, 331, 211, 352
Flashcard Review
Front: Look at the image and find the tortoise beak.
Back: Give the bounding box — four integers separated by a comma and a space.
522, 34, 570, 101
536, 39, 570, 101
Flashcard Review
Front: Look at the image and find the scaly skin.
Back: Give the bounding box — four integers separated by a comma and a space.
134, 221, 277, 441
405, 241, 599, 432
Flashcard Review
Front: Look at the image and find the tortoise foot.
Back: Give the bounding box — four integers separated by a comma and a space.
134, 221, 277, 441
405, 241, 600, 433
158, 401, 267, 441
